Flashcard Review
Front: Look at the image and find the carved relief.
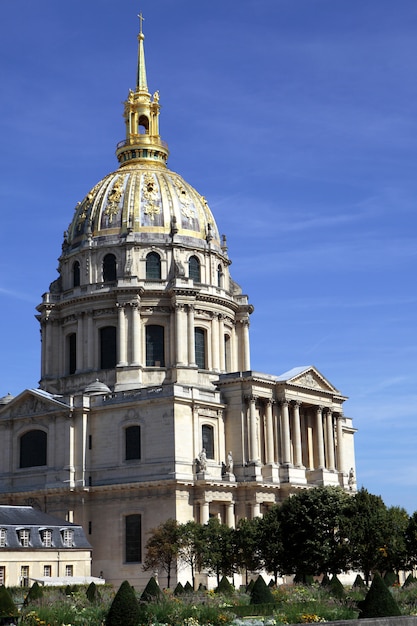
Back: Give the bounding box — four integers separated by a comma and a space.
104, 176, 124, 224
294, 372, 322, 390
142, 173, 161, 221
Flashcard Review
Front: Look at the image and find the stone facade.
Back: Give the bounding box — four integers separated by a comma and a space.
0, 19, 356, 589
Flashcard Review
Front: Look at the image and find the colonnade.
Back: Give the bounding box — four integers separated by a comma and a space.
246, 396, 344, 472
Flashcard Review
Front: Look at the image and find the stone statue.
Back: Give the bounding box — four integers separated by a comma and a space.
348, 467, 355, 490
198, 448, 207, 472
226, 451, 233, 473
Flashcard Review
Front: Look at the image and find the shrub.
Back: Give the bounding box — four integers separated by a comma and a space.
140, 576, 162, 603
329, 575, 345, 599
184, 580, 194, 592
86, 581, 100, 603
250, 575, 275, 605
106, 580, 140, 626
215, 576, 235, 595
384, 571, 398, 587
0, 586, 18, 619
320, 574, 330, 587
174, 581, 184, 595
358, 572, 402, 618
403, 574, 417, 588
352, 574, 366, 589
23, 581, 43, 606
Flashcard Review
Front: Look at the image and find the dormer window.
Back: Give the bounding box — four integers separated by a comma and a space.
0, 528, 6, 547
40, 529, 52, 547
18, 529, 30, 547
61, 528, 74, 547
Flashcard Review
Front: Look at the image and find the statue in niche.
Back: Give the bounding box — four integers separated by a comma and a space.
348, 467, 355, 490
197, 448, 207, 472
226, 451, 234, 473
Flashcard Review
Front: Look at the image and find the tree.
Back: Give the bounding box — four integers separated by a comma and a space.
200, 518, 235, 584
277, 486, 351, 578
382, 506, 409, 575
405, 511, 417, 569
143, 518, 180, 589
234, 517, 263, 585
345, 488, 389, 585
258, 506, 284, 584
177, 520, 205, 589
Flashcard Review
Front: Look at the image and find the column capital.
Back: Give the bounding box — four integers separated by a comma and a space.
279, 398, 289, 407
291, 400, 302, 407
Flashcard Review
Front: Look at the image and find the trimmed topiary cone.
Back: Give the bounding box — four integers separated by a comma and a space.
329, 575, 345, 599
86, 581, 100, 603
183, 581, 193, 593
215, 576, 235, 595
358, 572, 402, 618
173, 581, 184, 595
321, 574, 330, 587
403, 574, 417, 588
106, 580, 141, 626
0, 585, 18, 620
140, 576, 162, 603
352, 574, 366, 589
246, 578, 255, 593
23, 581, 43, 606
250, 575, 274, 605
383, 571, 398, 587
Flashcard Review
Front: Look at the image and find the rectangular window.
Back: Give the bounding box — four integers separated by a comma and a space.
195, 328, 206, 369
41, 529, 52, 547
43, 565, 51, 577
125, 514, 141, 563
0, 528, 6, 547
19, 529, 30, 547
125, 425, 141, 460
0, 566, 5, 586
21, 566, 29, 587
62, 529, 74, 547
65, 564, 73, 577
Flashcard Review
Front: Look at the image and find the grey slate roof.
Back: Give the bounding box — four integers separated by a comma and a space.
0, 506, 91, 550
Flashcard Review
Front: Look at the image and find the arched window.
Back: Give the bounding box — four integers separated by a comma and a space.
20, 430, 47, 468
103, 254, 117, 282
125, 425, 141, 461
100, 326, 117, 369
68, 333, 76, 375
194, 328, 206, 369
202, 425, 214, 460
217, 264, 223, 288
224, 335, 231, 371
189, 255, 201, 283
146, 325, 165, 366
146, 252, 161, 280
72, 261, 80, 287
138, 115, 149, 135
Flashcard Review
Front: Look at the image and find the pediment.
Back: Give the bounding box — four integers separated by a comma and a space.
0, 389, 69, 419
284, 367, 340, 394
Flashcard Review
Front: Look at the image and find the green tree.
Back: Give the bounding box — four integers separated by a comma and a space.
234, 517, 262, 585
345, 488, 389, 585
405, 511, 417, 569
383, 506, 409, 575
258, 506, 284, 584
143, 518, 180, 589
278, 486, 351, 578
200, 518, 235, 585
177, 520, 205, 589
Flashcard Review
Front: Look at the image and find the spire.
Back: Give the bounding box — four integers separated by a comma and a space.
136, 12, 148, 92
116, 13, 169, 167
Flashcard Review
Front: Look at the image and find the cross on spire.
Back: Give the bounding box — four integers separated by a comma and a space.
138, 12, 145, 35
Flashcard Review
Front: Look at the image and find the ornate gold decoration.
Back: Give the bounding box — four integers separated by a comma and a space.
104, 176, 124, 223
174, 178, 194, 221
142, 173, 161, 221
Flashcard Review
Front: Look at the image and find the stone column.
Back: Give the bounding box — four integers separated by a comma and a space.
210, 313, 220, 371
76, 313, 83, 372
242, 320, 251, 371
315, 406, 325, 469
219, 315, 225, 372
200, 501, 210, 525
336, 413, 345, 472
175, 304, 185, 365
131, 301, 142, 365
86, 311, 94, 370
117, 304, 127, 366
226, 502, 235, 528
187, 304, 196, 366
326, 410, 336, 471
292, 401, 303, 468
248, 396, 259, 463
281, 400, 291, 465
265, 400, 275, 464
252, 502, 261, 518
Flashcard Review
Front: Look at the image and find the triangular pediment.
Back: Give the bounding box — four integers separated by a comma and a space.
279, 366, 340, 394
0, 389, 69, 419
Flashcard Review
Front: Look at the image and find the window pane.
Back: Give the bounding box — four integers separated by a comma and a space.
202, 425, 214, 459
194, 328, 206, 369
189, 256, 200, 282
125, 514, 141, 563
146, 325, 165, 366
103, 254, 117, 282
68, 333, 76, 375
146, 252, 161, 279
100, 326, 117, 369
125, 426, 141, 460
73, 261, 80, 287
20, 431, 47, 468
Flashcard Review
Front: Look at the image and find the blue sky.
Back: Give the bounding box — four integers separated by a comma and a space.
1, 1, 416, 514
